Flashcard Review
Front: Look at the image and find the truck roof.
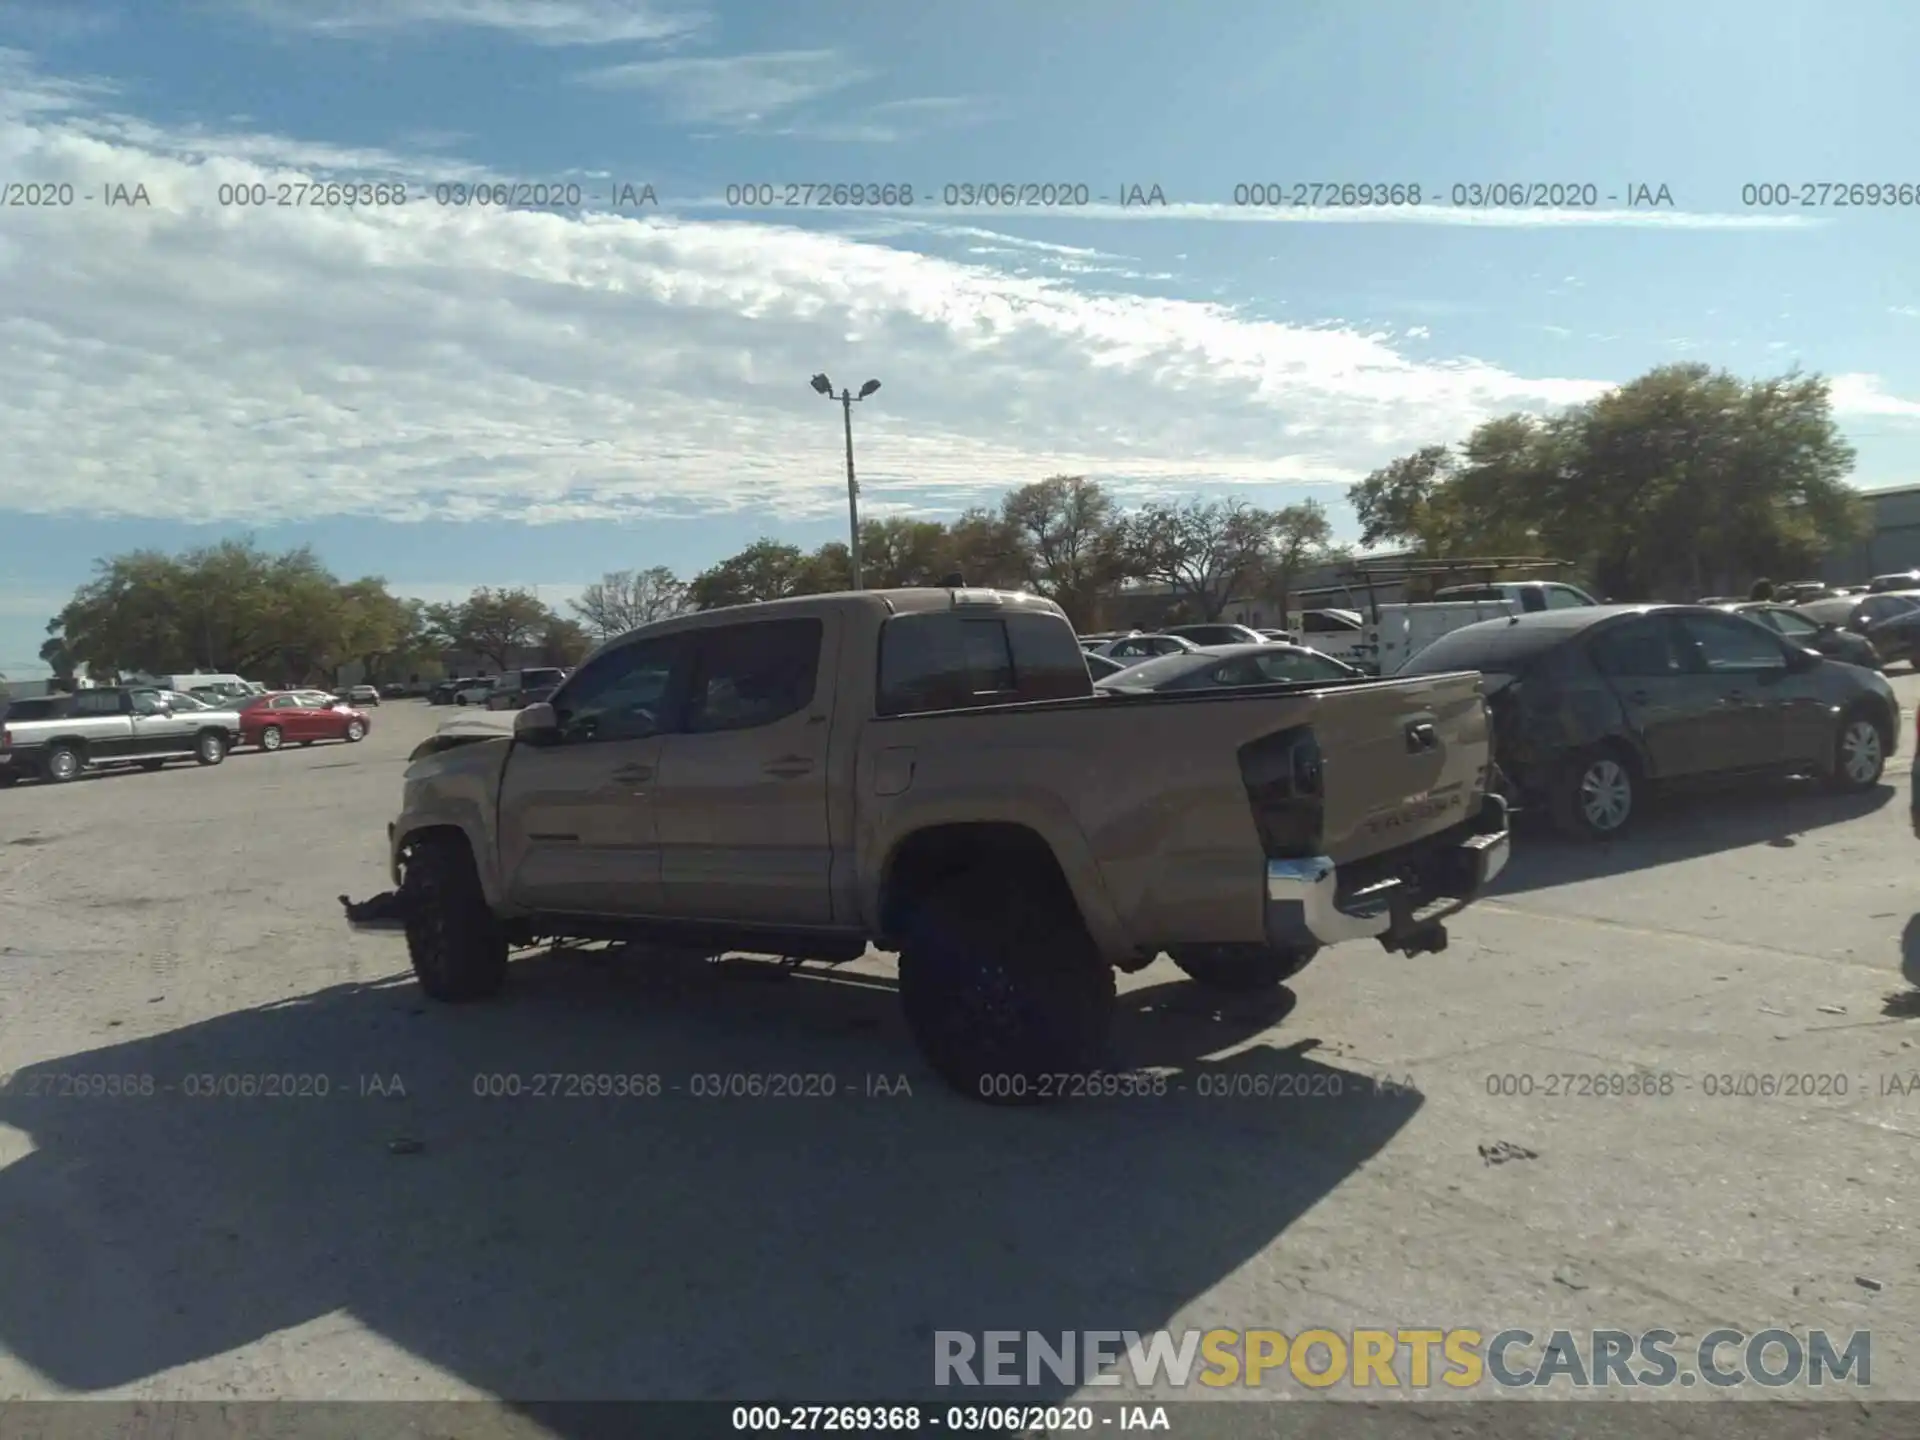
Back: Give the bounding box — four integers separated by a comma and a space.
627, 586, 1065, 638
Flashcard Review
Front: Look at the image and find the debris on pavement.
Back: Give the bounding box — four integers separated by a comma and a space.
341, 890, 410, 925
1478, 1141, 1539, 1166
1817, 1004, 1847, 1015
1856, 1276, 1883, 1292
1552, 1266, 1589, 1291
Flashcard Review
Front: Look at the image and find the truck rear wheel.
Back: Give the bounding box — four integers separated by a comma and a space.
41, 745, 81, 783
898, 869, 1114, 1105
401, 835, 508, 1001
1171, 946, 1316, 992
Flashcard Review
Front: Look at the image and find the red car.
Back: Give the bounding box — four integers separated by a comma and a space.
236, 691, 371, 751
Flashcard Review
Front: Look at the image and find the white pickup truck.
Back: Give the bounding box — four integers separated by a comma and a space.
0, 686, 239, 785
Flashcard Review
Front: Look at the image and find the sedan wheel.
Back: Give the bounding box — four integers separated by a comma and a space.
1829, 714, 1885, 791
345, 720, 367, 742
259, 725, 283, 752
1551, 751, 1635, 840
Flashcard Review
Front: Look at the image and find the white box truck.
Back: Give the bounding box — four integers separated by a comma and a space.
1369, 599, 1519, 674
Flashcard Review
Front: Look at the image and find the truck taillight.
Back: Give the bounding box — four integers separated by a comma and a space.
1237, 724, 1324, 858
1, 728, 9, 751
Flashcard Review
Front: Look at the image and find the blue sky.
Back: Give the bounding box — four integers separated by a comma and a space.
3, 0, 1920, 675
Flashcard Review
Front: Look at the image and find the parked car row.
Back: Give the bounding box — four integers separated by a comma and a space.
428, 668, 571, 710
1400, 603, 1899, 839
0, 683, 374, 786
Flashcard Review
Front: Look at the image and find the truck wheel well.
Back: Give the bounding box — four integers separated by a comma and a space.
397, 824, 471, 875
881, 823, 1077, 938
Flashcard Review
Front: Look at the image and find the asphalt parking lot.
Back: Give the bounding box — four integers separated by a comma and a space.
1, 690, 1918, 1418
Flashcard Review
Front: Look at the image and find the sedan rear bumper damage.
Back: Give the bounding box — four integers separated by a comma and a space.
1265, 794, 1511, 955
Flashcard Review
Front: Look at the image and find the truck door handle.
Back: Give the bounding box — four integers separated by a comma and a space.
611, 763, 654, 783
764, 757, 814, 778
1404, 722, 1437, 753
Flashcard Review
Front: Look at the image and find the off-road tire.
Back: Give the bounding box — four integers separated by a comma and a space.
1826, 705, 1887, 793
897, 869, 1114, 1105
1171, 946, 1317, 992
402, 835, 509, 1001
1549, 744, 1638, 841
259, 725, 283, 751
41, 745, 81, 783
195, 731, 228, 766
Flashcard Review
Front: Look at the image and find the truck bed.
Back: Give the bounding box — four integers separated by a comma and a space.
856, 669, 1492, 959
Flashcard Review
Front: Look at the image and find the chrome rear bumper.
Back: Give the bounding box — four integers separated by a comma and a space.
1266, 795, 1511, 953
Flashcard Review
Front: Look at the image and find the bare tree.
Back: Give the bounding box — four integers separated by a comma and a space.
1121, 498, 1274, 621
569, 567, 688, 638
1000, 475, 1130, 627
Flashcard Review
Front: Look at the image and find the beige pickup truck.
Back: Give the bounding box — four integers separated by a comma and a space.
370, 587, 1509, 1102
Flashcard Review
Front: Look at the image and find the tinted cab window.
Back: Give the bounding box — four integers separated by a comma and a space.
684, 620, 822, 734
552, 636, 681, 743
878, 610, 1090, 716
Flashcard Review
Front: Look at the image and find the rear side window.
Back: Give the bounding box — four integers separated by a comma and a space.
1589, 618, 1688, 677
683, 619, 822, 734
2, 698, 58, 720
72, 690, 125, 714
877, 609, 1090, 716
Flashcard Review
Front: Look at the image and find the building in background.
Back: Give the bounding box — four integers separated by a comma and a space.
1824, 483, 1920, 583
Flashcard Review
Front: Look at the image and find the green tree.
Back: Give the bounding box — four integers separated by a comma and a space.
941, 508, 1028, 589
1347, 365, 1864, 600
1254, 501, 1338, 625
424, 587, 554, 669
540, 615, 595, 667
686, 540, 812, 609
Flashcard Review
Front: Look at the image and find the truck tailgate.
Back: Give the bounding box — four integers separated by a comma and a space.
1310, 670, 1492, 863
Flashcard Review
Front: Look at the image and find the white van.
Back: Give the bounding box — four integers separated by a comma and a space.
1369, 600, 1519, 674
155, 673, 253, 700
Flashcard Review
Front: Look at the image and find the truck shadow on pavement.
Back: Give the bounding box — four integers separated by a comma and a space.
1490, 779, 1893, 896
0, 949, 1420, 1412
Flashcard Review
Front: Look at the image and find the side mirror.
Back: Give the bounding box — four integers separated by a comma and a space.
514, 702, 560, 742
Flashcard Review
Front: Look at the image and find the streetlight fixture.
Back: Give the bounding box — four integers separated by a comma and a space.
811, 372, 881, 590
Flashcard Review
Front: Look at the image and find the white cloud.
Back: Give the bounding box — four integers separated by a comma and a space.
574, 50, 868, 125
0, 53, 1911, 534
232, 0, 708, 46
1828, 374, 1920, 420
678, 197, 1825, 231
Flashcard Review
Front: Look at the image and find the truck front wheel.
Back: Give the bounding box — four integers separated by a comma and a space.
898, 870, 1114, 1105
1170, 946, 1316, 992
401, 835, 509, 1001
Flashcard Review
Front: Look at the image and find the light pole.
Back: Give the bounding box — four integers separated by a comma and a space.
811, 372, 880, 591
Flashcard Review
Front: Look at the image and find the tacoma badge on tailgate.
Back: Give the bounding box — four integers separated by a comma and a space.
1366, 790, 1464, 837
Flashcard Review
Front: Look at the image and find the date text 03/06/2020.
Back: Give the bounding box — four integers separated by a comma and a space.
1226, 181, 1674, 208
1483, 1070, 1920, 1099
720, 183, 1167, 209
731, 1404, 1167, 1433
